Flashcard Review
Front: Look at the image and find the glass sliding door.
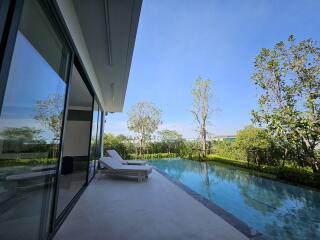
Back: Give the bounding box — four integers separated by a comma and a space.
96, 109, 102, 159
0, 1, 70, 239
88, 101, 99, 180
56, 65, 93, 218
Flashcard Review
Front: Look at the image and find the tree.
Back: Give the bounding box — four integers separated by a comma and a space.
127, 102, 162, 155
158, 130, 184, 153
236, 125, 271, 150
103, 133, 134, 159
0, 126, 46, 153
236, 125, 272, 165
0, 126, 43, 143
34, 94, 65, 143
190, 76, 214, 157
252, 35, 320, 172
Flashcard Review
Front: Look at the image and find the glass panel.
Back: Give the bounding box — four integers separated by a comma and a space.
0, 1, 70, 239
89, 101, 99, 180
96, 109, 102, 159
56, 66, 92, 217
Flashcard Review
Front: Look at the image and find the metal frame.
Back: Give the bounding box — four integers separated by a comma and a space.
0, 0, 23, 112
51, 58, 95, 237
86, 97, 95, 183
0, 0, 104, 239
52, 44, 96, 239
0, 1, 11, 40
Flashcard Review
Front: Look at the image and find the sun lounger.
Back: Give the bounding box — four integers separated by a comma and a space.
99, 157, 152, 182
107, 150, 147, 165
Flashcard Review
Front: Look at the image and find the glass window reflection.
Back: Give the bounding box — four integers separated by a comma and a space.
0, 1, 69, 239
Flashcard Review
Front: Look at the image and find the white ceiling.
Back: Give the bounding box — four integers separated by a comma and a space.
72, 0, 142, 112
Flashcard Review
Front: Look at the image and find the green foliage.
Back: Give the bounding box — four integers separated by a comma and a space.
103, 133, 134, 159
0, 157, 57, 167
33, 94, 64, 143
0, 126, 50, 153
203, 154, 319, 189
252, 35, 320, 172
211, 140, 246, 161
157, 130, 184, 154
179, 140, 202, 158
127, 101, 162, 154
0, 126, 43, 142
128, 153, 178, 159
236, 125, 271, 150
235, 125, 277, 165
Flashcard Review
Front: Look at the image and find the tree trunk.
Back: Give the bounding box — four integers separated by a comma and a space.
311, 158, 319, 173
201, 126, 207, 158
139, 137, 143, 155
282, 148, 288, 168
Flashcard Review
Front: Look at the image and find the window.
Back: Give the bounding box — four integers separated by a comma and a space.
56, 65, 93, 217
0, 1, 70, 239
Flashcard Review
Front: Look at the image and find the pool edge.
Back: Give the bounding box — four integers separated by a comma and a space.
153, 167, 267, 240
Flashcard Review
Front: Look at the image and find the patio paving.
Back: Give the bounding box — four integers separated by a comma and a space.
54, 169, 249, 240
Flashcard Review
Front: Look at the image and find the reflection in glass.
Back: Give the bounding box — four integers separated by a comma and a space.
56, 66, 92, 217
89, 101, 99, 180
96, 109, 102, 166
0, 1, 69, 239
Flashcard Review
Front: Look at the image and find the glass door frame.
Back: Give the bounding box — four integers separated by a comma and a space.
0, 1, 104, 239
0, 0, 24, 112
87, 99, 104, 183
52, 56, 95, 231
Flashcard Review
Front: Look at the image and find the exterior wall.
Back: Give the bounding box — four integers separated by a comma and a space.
55, 0, 105, 110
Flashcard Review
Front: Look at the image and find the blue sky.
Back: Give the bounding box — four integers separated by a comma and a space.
105, 0, 320, 139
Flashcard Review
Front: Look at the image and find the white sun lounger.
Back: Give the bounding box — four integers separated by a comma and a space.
107, 150, 147, 165
99, 157, 152, 182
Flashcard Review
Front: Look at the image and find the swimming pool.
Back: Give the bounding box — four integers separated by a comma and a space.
150, 158, 320, 240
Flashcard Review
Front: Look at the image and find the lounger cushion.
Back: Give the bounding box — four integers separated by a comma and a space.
107, 150, 146, 165
99, 157, 152, 175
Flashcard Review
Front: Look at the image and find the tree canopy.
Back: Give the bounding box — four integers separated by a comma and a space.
236, 125, 271, 151
127, 101, 162, 154
158, 129, 184, 153
252, 35, 320, 172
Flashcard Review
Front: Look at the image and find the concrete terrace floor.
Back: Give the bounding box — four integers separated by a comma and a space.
54, 170, 249, 240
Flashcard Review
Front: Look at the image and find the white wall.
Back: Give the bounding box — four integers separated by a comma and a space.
56, 0, 104, 108
63, 121, 91, 157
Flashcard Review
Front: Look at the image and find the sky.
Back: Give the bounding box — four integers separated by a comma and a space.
105, 0, 320, 139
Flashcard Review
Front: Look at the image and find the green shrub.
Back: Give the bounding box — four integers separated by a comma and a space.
194, 154, 319, 189
276, 167, 320, 188
211, 141, 246, 161
128, 152, 178, 159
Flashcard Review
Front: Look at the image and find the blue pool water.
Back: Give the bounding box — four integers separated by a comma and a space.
150, 158, 320, 240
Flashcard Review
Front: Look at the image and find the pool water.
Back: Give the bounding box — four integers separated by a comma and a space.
150, 158, 320, 240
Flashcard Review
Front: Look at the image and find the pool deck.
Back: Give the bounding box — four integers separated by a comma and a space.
54, 169, 255, 240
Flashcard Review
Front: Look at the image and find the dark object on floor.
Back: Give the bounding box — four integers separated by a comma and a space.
61, 156, 74, 174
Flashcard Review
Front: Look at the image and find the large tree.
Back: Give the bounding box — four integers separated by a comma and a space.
127, 102, 162, 155
236, 125, 272, 165
252, 35, 320, 172
190, 76, 214, 157
236, 125, 271, 151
